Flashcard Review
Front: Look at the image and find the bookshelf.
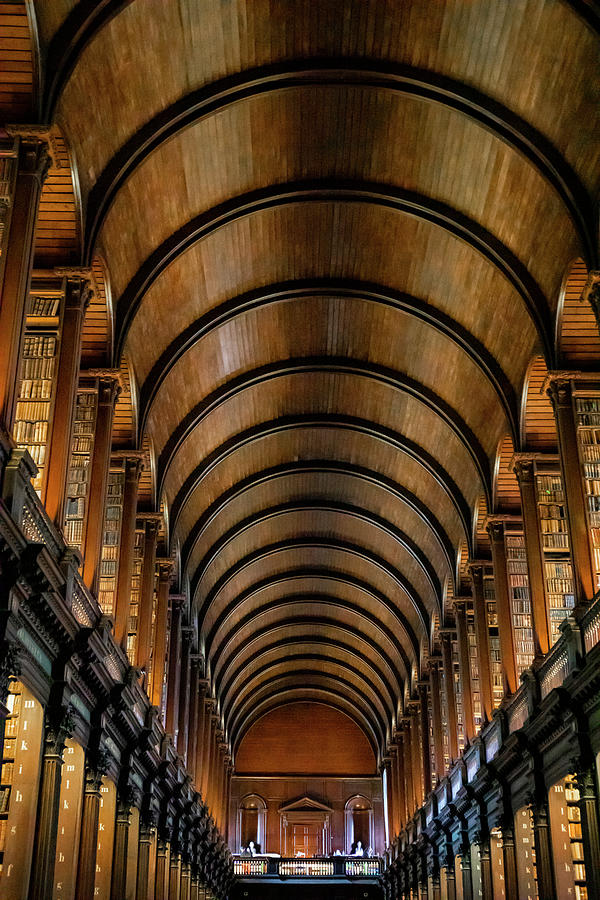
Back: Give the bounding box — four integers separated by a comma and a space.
0, 147, 17, 289
483, 566, 504, 708
97, 460, 126, 616
574, 396, 600, 591
534, 468, 575, 643
64, 389, 97, 551
466, 608, 483, 729
451, 635, 466, 754
127, 528, 145, 665
505, 530, 535, 676
0, 686, 20, 872
13, 287, 63, 494
438, 664, 451, 773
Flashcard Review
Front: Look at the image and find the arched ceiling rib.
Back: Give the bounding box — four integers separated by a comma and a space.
33, 0, 600, 760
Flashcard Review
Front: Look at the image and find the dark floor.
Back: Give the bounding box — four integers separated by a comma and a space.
232, 879, 383, 899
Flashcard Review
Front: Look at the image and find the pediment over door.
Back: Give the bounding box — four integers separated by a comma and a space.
278, 796, 334, 815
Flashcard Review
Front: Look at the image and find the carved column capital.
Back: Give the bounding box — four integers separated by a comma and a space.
45, 703, 77, 758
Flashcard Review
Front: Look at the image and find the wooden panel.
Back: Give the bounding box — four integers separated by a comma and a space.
494, 434, 521, 513
111, 355, 135, 448
0, 2, 34, 121
235, 702, 376, 775
559, 258, 600, 364
80, 257, 111, 366
522, 356, 557, 452
137, 433, 155, 510
34, 133, 79, 266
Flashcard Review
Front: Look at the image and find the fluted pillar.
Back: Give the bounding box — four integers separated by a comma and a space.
530, 799, 556, 900
169, 849, 182, 900
0, 132, 50, 428
440, 632, 458, 761
200, 699, 214, 801
136, 819, 155, 900
151, 562, 174, 714
395, 731, 406, 829
166, 595, 184, 741
460, 836, 473, 900
43, 272, 92, 522
181, 860, 191, 900
82, 373, 120, 593
188, 660, 200, 783
177, 626, 193, 761
29, 707, 73, 900
429, 660, 445, 779
113, 455, 143, 646
74, 764, 105, 900
487, 521, 518, 694
402, 718, 414, 818
475, 834, 493, 900
547, 377, 595, 602
500, 819, 518, 900
135, 517, 159, 680
575, 766, 600, 900
454, 601, 475, 742
513, 458, 551, 654
389, 745, 399, 837
469, 564, 493, 721
110, 794, 133, 900
155, 837, 169, 900
194, 681, 208, 791
418, 681, 431, 794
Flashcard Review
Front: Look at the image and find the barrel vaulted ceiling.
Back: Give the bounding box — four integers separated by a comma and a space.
32, 0, 600, 758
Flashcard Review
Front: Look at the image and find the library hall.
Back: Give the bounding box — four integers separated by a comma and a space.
0, 1, 600, 899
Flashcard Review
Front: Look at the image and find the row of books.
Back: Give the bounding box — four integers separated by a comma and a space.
22, 334, 56, 358
13, 418, 48, 444
19, 377, 53, 399
20, 354, 56, 380
28, 295, 60, 317
538, 506, 567, 523
64, 519, 84, 545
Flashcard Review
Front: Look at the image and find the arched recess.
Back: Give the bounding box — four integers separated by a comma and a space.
493, 435, 521, 514
456, 539, 470, 594
520, 356, 558, 452
33, 128, 81, 267
137, 433, 156, 511
0, 1, 40, 121
237, 794, 267, 853
345, 796, 374, 855
473, 494, 491, 559
556, 258, 600, 364
80, 255, 113, 367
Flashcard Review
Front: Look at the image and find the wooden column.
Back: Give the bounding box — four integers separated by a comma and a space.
155, 837, 169, 900
177, 626, 193, 761
468, 563, 493, 721
209, 717, 219, 816
487, 522, 518, 694
389, 745, 399, 837
195, 681, 208, 790
0, 134, 50, 429
382, 756, 394, 845
135, 517, 159, 678
443, 843, 457, 900
402, 718, 414, 818
188, 660, 200, 784
165, 595, 183, 741
181, 861, 191, 900
410, 706, 422, 807
530, 799, 557, 900
136, 820, 154, 900
575, 766, 600, 900
151, 563, 174, 713
224, 761, 232, 842
43, 272, 92, 522
429, 660, 445, 779
418, 681, 431, 794
82, 373, 120, 593
547, 378, 596, 602
395, 731, 406, 829
200, 699, 214, 801
454, 601, 475, 742
460, 840, 473, 900
29, 710, 71, 900
476, 835, 493, 900
74, 765, 104, 900
110, 796, 133, 900
440, 632, 458, 761
113, 455, 143, 646
513, 458, 550, 654
500, 819, 518, 900
169, 850, 182, 900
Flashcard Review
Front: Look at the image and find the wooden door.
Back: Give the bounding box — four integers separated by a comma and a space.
292, 824, 309, 856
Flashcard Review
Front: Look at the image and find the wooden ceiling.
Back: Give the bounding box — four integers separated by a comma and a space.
30, 0, 600, 757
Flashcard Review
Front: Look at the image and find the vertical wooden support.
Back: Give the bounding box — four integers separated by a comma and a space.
82, 373, 120, 593
165, 595, 183, 741
155, 837, 169, 900
389, 745, 399, 837
177, 627, 193, 761
200, 699, 214, 801
29, 710, 71, 900
418, 680, 431, 794
429, 660, 445, 779
113, 456, 143, 646
402, 717, 414, 818
195, 681, 207, 791
44, 272, 92, 522
110, 796, 133, 900
151, 563, 174, 713
395, 730, 406, 829
487, 522, 518, 694
169, 850, 182, 900
0, 134, 50, 430
477, 835, 493, 900
440, 632, 458, 761
74, 766, 103, 900
513, 458, 551, 654
530, 799, 557, 900
135, 518, 159, 677
136, 820, 154, 900
575, 766, 600, 900
547, 378, 596, 603
188, 659, 200, 784
501, 819, 518, 900
454, 602, 475, 741
469, 564, 493, 721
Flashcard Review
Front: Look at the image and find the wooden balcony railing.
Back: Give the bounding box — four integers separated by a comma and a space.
233, 856, 382, 877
